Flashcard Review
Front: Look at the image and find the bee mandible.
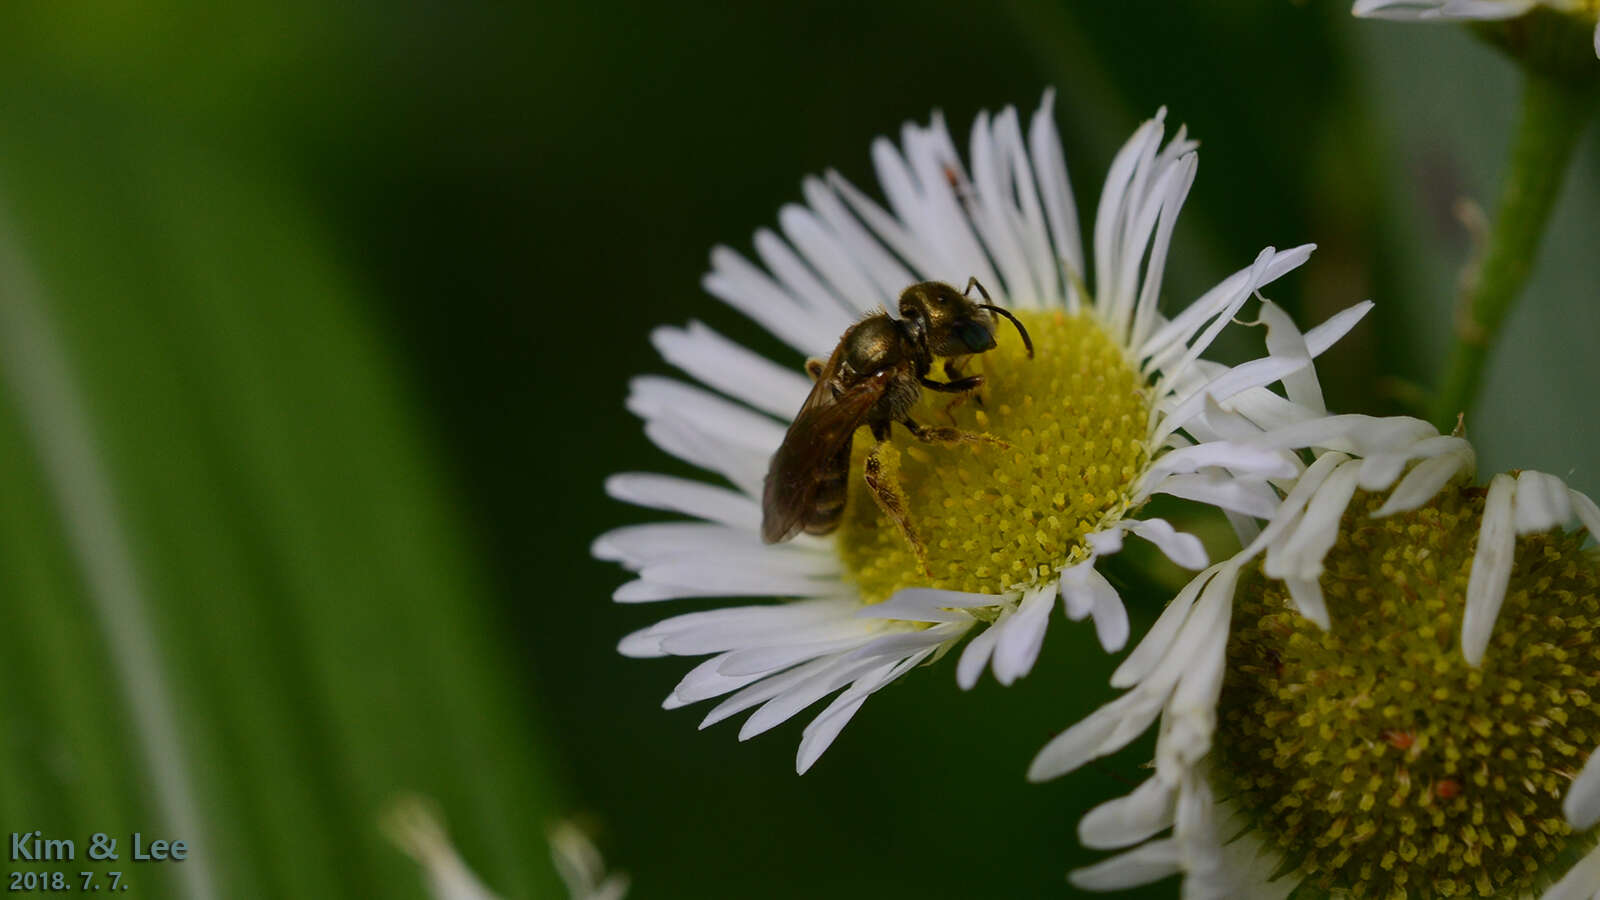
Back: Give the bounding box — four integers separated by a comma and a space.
760, 278, 1034, 573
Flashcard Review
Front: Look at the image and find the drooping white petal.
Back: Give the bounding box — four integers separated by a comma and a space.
1372, 449, 1474, 517
1571, 487, 1600, 541
1263, 457, 1364, 583
1067, 839, 1182, 891
1462, 472, 1518, 666
1142, 471, 1282, 518
1540, 841, 1600, 900
1139, 245, 1315, 365
1284, 576, 1330, 631
1563, 746, 1600, 830
956, 613, 1006, 691
992, 584, 1056, 685
1124, 517, 1208, 570
1513, 469, 1573, 534
1028, 692, 1146, 781
1079, 774, 1177, 850
1060, 558, 1118, 621
1111, 564, 1219, 688
1255, 305, 1327, 421
1090, 580, 1132, 653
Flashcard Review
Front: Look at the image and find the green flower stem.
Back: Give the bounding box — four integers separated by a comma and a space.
1430, 70, 1597, 432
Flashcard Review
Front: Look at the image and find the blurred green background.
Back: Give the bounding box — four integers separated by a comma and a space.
0, 1, 1595, 897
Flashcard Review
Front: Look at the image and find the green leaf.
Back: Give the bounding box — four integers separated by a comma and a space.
0, 86, 562, 899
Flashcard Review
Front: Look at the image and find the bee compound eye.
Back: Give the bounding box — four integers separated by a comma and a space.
958, 320, 995, 352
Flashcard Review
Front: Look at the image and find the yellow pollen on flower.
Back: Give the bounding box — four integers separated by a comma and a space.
1215, 480, 1600, 899
836, 309, 1151, 606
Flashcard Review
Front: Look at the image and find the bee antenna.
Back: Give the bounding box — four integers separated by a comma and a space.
979, 304, 1034, 359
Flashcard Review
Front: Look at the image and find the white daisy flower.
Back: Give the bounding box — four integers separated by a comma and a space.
1031, 416, 1600, 898
384, 797, 629, 900
598, 90, 1377, 773
1353, 0, 1600, 58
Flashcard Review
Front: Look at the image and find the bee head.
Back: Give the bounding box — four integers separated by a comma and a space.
898, 281, 1032, 359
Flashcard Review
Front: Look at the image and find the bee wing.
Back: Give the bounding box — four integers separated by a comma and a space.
761, 369, 890, 544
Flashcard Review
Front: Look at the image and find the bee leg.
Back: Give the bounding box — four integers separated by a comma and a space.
901, 417, 1009, 451
863, 446, 930, 576
805, 358, 826, 382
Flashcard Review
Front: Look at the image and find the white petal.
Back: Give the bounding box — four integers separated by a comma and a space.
1263, 457, 1363, 583
717, 635, 877, 677
626, 562, 839, 600
992, 585, 1056, 685
604, 473, 762, 532
704, 245, 841, 356
667, 654, 767, 705
752, 227, 857, 324
1514, 470, 1572, 534
1028, 89, 1085, 309
1257, 297, 1326, 413
801, 175, 913, 299
651, 321, 810, 419
777, 203, 883, 316
1540, 842, 1600, 900
1125, 518, 1208, 570
698, 657, 838, 727
795, 659, 898, 773
796, 692, 868, 774
1144, 471, 1282, 518
1462, 472, 1517, 666
1572, 487, 1600, 542
593, 521, 767, 569
1284, 576, 1329, 631
1079, 777, 1176, 850
1142, 441, 1298, 483
826, 167, 939, 280
738, 657, 880, 740
1140, 245, 1315, 364
1067, 839, 1181, 891
1564, 746, 1600, 830
867, 586, 1008, 623
1112, 564, 1217, 688
1028, 693, 1142, 781
1060, 558, 1116, 621
627, 375, 787, 452
797, 648, 934, 773
1372, 449, 1472, 517
957, 612, 1006, 690
1090, 578, 1131, 653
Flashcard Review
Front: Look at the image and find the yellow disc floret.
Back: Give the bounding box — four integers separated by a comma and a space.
837, 309, 1151, 606
1216, 480, 1600, 899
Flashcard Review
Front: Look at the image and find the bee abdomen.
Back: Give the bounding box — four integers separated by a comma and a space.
802, 444, 853, 536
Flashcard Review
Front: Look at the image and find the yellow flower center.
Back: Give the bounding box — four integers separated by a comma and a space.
1216, 480, 1600, 899
836, 309, 1151, 606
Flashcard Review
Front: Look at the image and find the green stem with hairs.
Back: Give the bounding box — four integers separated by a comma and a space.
1430, 70, 1597, 432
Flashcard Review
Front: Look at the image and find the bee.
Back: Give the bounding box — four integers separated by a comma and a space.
760, 278, 1034, 572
